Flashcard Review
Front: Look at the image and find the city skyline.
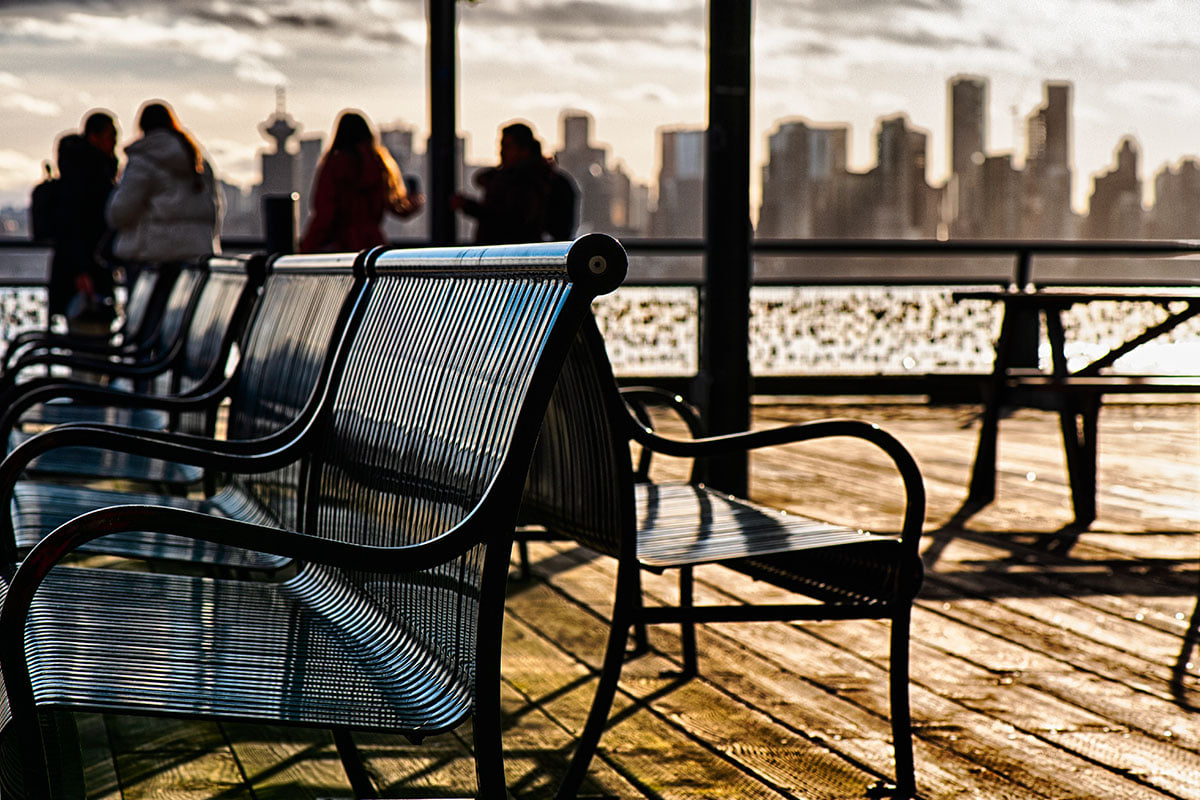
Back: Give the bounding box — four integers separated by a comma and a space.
2, 0, 1200, 216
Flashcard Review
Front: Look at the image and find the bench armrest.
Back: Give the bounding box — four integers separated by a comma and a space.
0, 422, 314, 559
0, 377, 230, 442
627, 415, 926, 549
619, 386, 705, 481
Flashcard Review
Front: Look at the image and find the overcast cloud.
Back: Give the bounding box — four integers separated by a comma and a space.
2, 0, 1200, 211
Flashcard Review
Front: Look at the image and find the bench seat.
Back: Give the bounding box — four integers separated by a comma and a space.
19, 562, 470, 732
634, 481, 891, 569
12, 483, 288, 570
521, 318, 925, 799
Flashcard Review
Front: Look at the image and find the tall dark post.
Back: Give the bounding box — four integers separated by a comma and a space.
428, 0, 457, 245
698, 0, 752, 495
262, 193, 297, 255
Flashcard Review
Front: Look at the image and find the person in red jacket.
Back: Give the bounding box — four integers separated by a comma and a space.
299, 110, 422, 253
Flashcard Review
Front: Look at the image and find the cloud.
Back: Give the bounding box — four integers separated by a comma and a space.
0, 93, 61, 116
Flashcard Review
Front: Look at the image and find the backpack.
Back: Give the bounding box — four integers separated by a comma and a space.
29, 166, 59, 244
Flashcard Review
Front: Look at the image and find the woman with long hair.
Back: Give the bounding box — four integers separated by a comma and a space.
106, 100, 221, 263
299, 110, 423, 253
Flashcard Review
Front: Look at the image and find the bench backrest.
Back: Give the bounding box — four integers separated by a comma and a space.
142, 260, 208, 365
219, 251, 367, 530
119, 263, 182, 352
521, 316, 636, 560
297, 235, 626, 710
167, 255, 266, 437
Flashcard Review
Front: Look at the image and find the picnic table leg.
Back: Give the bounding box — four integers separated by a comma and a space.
966, 301, 1021, 510
1044, 310, 1097, 528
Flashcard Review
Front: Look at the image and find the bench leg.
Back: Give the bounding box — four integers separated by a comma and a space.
555, 567, 639, 800
888, 605, 917, 799
333, 729, 378, 798
679, 566, 698, 677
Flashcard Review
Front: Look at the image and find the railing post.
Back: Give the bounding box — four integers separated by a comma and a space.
697, 0, 752, 496
428, 0, 457, 246
261, 193, 298, 255
1010, 248, 1039, 368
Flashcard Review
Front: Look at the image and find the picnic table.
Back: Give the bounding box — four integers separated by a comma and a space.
953, 284, 1200, 526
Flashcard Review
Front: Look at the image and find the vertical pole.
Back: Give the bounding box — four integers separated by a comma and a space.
262, 193, 297, 255
698, 0, 752, 495
429, 0, 457, 245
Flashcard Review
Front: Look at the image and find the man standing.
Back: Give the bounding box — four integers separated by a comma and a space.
452, 121, 577, 244
48, 110, 119, 337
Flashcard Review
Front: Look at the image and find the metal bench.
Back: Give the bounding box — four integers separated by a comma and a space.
0, 251, 366, 570
1, 255, 265, 487
0, 234, 627, 798
519, 316, 927, 799
0, 262, 181, 376
0, 259, 208, 396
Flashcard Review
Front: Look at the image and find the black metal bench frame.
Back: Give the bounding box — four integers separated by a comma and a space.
0, 235, 627, 798
520, 317, 926, 799
0, 255, 267, 487
0, 251, 367, 569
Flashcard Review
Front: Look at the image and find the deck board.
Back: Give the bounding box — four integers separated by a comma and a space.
57, 399, 1200, 798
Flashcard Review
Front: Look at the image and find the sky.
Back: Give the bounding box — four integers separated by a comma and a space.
2, 0, 1200, 215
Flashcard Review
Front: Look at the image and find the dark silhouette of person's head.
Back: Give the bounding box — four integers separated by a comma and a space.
331, 111, 376, 152
82, 110, 117, 157
500, 122, 541, 168
136, 100, 203, 185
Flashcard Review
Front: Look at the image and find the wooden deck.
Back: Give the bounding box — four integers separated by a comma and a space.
50, 399, 1200, 798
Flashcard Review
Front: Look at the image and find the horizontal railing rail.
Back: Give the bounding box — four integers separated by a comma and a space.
6, 236, 1200, 400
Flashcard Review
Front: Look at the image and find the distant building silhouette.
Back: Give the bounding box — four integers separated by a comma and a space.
1148, 158, 1200, 238
947, 75, 987, 237
652, 127, 704, 237
872, 114, 939, 237
1086, 137, 1142, 239
758, 119, 853, 238
1022, 81, 1076, 238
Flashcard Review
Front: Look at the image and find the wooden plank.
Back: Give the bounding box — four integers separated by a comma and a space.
104, 715, 249, 800
220, 723, 353, 799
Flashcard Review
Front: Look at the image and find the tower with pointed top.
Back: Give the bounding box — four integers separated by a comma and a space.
259, 87, 300, 198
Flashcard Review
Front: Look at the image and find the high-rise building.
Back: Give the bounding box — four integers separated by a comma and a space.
948, 75, 987, 237
555, 112, 612, 234
950, 76, 987, 178
873, 114, 937, 237
1023, 81, 1075, 237
652, 127, 705, 237
1086, 137, 1142, 239
757, 119, 850, 238
1148, 158, 1200, 238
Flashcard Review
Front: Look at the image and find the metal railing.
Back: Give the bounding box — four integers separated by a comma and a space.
6, 236, 1200, 400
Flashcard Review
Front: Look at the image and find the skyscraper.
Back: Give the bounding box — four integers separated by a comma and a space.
1023, 81, 1075, 237
653, 127, 705, 237
948, 75, 987, 237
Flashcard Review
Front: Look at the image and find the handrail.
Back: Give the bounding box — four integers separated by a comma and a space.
7, 235, 1200, 287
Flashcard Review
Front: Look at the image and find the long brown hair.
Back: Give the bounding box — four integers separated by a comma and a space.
327, 110, 405, 203
138, 101, 204, 190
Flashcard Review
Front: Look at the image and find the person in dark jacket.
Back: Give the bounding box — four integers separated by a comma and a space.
299, 110, 423, 253
452, 121, 577, 245
49, 111, 118, 336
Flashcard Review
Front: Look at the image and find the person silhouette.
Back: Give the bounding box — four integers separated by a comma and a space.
299, 110, 423, 253
46, 110, 119, 338
451, 121, 577, 244
106, 100, 222, 274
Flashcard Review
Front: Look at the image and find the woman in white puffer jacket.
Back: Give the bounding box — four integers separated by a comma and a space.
107, 101, 222, 263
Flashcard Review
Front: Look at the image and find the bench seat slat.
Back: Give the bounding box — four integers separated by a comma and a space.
21, 566, 472, 733
12, 483, 289, 570
635, 482, 888, 568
